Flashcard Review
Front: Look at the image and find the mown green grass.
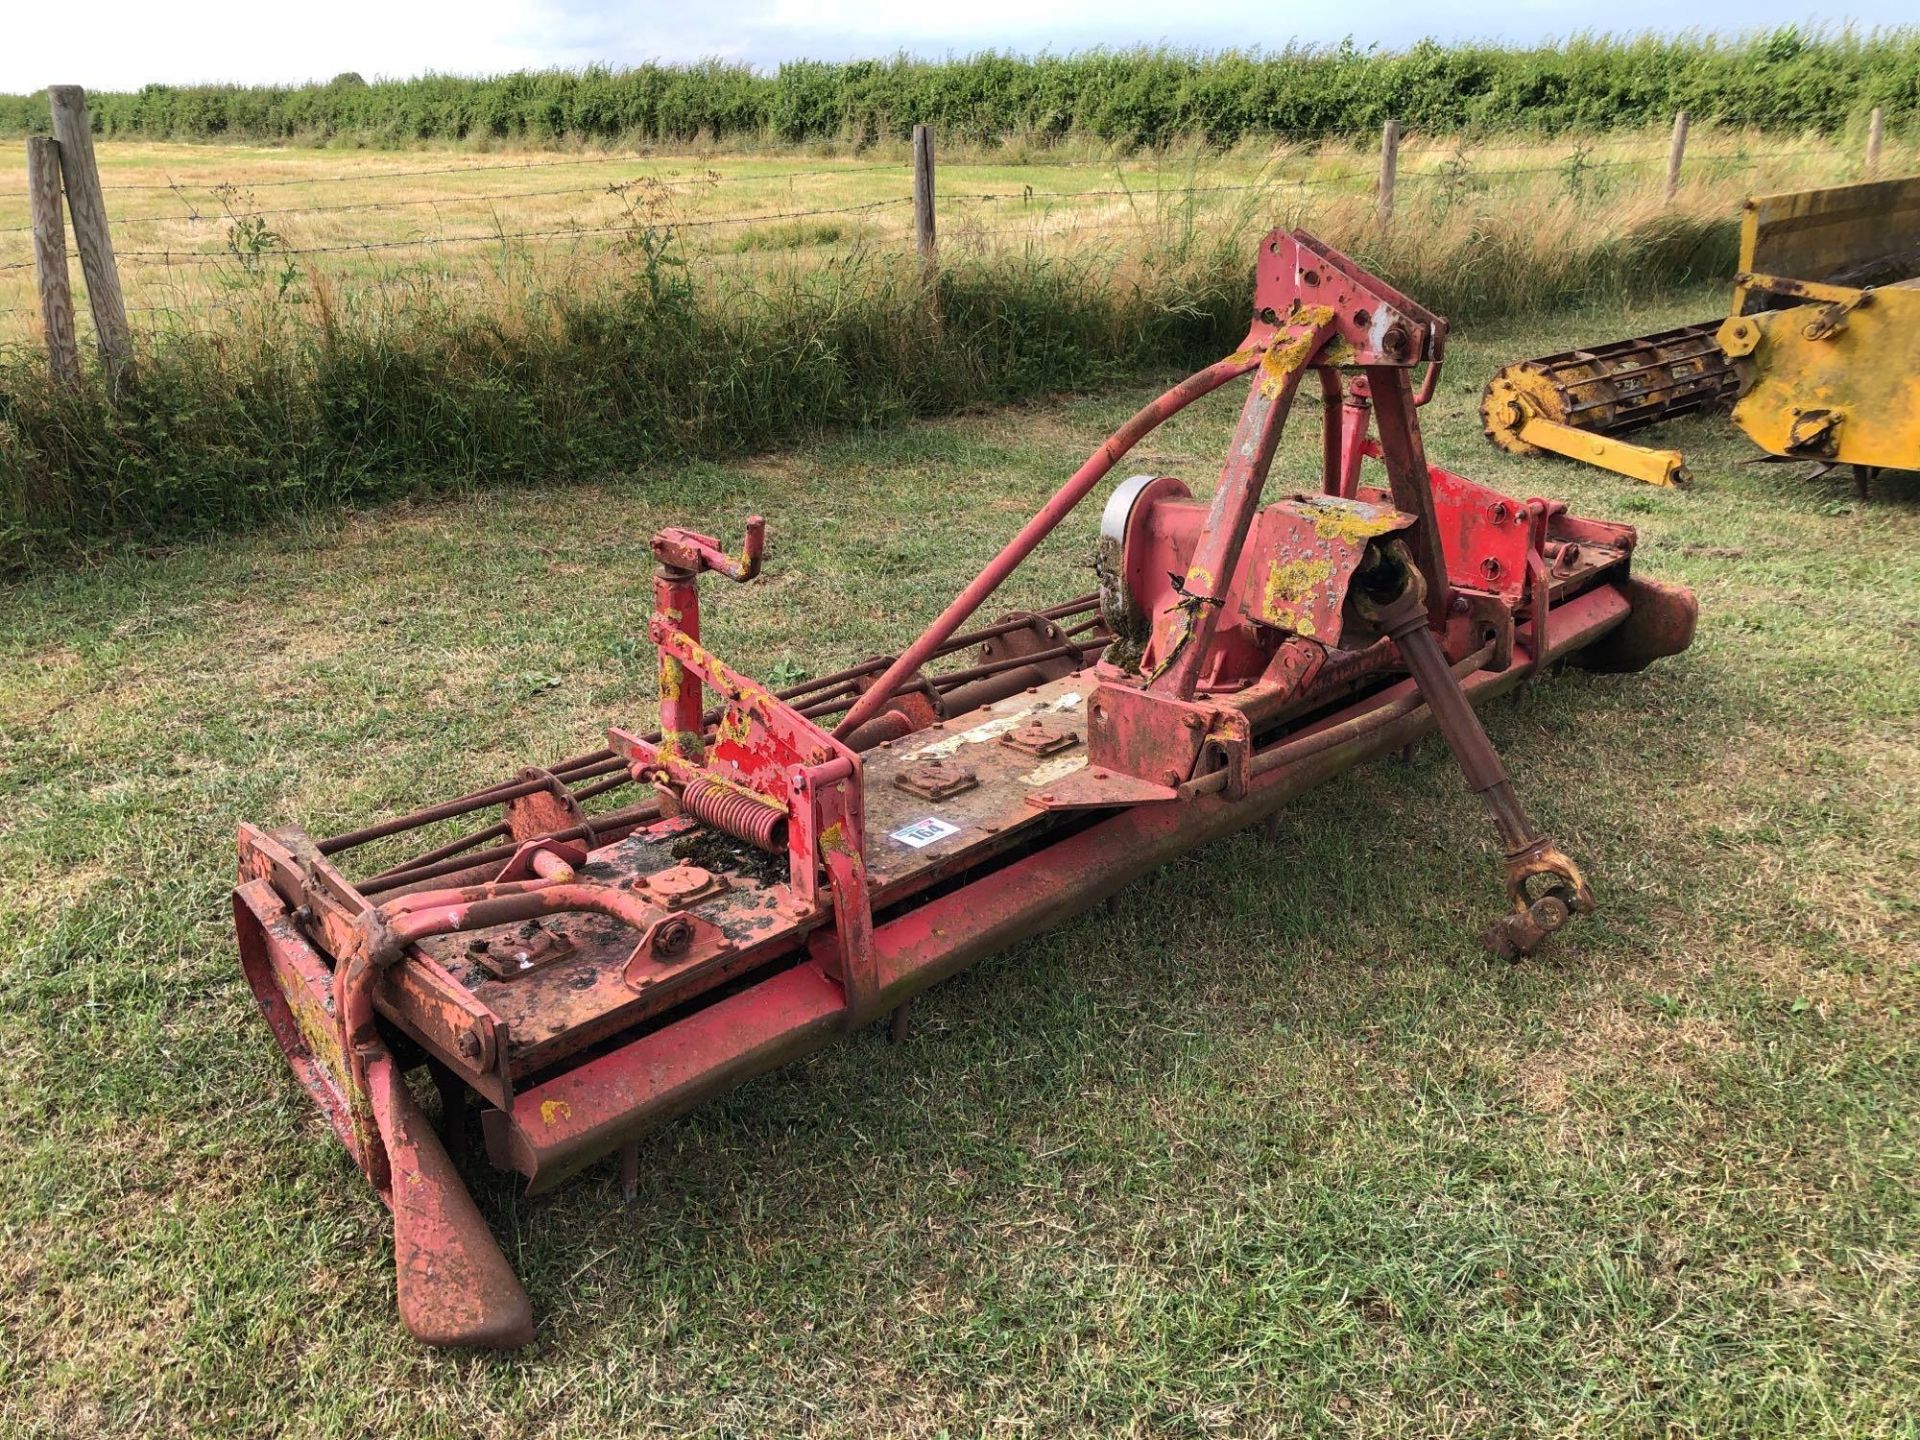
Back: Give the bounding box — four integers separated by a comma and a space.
2, 291, 1916, 1436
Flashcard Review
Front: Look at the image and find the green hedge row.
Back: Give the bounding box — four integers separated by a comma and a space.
3, 32, 1916, 148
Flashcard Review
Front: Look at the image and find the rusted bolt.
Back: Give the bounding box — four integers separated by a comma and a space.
1162, 768, 1183, 785
1449, 595, 1471, 616
1381, 322, 1412, 360
457, 1031, 481, 1060
1181, 713, 1205, 731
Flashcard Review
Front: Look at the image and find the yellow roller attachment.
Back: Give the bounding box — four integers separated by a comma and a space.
1480, 321, 1732, 484
1481, 366, 1573, 456
1496, 405, 1691, 486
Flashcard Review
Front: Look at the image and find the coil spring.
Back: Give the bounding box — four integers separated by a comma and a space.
680, 776, 788, 851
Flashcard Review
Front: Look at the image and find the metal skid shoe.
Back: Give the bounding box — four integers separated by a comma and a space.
233, 228, 1695, 1347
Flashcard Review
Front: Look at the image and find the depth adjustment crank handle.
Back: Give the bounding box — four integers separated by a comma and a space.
651, 516, 766, 582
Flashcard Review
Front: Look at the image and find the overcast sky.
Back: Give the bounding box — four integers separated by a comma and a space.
5, 0, 1908, 93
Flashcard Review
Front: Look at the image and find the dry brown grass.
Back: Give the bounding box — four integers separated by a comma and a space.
2, 127, 1908, 348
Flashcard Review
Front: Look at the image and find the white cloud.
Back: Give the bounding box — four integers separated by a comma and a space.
4, 0, 1916, 94
3, 0, 567, 91
761, 0, 1161, 40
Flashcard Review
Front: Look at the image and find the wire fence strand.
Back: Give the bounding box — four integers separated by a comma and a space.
0, 144, 1868, 311
0, 173, 694, 233
77, 155, 902, 192
95, 196, 914, 269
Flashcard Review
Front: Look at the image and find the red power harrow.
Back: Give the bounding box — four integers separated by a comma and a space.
234, 231, 1696, 1346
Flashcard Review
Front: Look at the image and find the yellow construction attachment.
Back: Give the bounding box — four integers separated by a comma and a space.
1730, 175, 1920, 313
1718, 290, 1920, 469
1718, 176, 1920, 473
1484, 174, 1920, 491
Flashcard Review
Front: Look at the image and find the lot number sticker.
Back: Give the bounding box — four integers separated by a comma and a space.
889, 816, 960, 848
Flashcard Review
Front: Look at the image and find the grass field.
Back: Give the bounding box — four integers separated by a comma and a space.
7, 125, 1908, 569
2, 286, 1915, 1436
1, 127, 1907, 345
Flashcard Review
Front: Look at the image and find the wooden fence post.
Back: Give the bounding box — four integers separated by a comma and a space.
1866, 107, 1885, 177
912, 123, 937, 268
26, 136, 80, 385
1666, 110, 1690, 202
1378, 119, 1399, 228
47, 84, 132, 385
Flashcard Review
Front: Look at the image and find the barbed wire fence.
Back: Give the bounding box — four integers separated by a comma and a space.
2, 88, 1894, 363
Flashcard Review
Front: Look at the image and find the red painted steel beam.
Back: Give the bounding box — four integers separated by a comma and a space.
833, 349, 1266, 742
486, 962, 848, 1192
491, 582, 1633, 1191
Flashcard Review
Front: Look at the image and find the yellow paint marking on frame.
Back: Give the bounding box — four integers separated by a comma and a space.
1259, 305, 1336, 397
1299, 499, 1405, 544
1265, 557, 1335, 612
716, 707, 754, 747
658, 657, 685, 702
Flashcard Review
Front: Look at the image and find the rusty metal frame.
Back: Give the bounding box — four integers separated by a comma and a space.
230, 228, 1697, 1351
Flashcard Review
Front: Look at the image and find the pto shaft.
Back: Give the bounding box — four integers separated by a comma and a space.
1363, 566, 1595, 958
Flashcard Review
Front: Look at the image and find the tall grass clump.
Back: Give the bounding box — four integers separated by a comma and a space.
2, 30, 1915, 148
1309, 195, 1737, 317
0, 179, 1739, 572
0, 233, 1250, 570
